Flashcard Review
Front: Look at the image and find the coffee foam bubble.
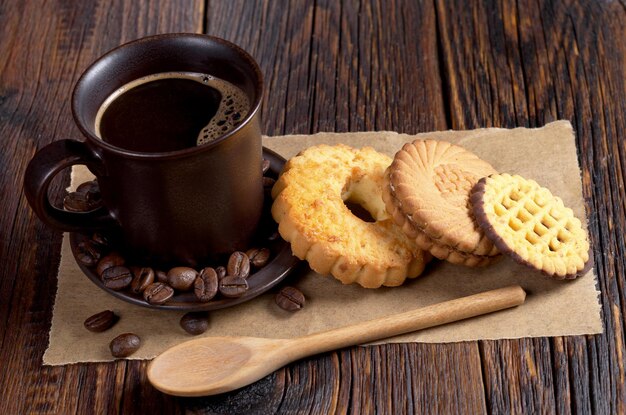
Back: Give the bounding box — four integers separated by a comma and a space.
196, 75, 250, 146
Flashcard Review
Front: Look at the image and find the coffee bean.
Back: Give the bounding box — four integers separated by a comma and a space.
143, 282, 174, 305
109, 333, 141, 358
76, 240, 103, 267
246, 247, 271, 268
66, 181, 101, 212
262, 159, 270, 174
63, 192, 92, 212
194, 267, 218, 302
83, 310, 118, 332
130, 267, 155, 294
227, 251, 250, 279
101, 266, 133, 291
180, 312, 209, 335
96, 252, 125, 276
167, 267, 198, 291
63, 181, 102, 212
275, 286, 305, 311
155, 270, 169, 283
219, 276, 248, 298
215, 266, 227, 280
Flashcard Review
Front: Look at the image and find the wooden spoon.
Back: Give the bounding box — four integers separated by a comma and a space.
148, 285, 525, 396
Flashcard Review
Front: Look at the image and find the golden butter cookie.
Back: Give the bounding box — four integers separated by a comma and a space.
383, 139, 500, 266
471, 173, 590, 279
271, 144, 430, 288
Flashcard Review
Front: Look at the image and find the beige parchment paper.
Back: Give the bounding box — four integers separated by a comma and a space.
43, 120, 602, 365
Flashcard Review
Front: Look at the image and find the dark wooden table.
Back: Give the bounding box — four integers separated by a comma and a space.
2, 0, 625, 413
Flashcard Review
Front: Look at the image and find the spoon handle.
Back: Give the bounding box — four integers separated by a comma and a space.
289, 285, 525, 358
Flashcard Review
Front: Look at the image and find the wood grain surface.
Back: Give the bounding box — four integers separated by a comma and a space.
1, 0, 624, 413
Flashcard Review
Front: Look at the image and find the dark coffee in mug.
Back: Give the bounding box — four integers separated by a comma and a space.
95, 72, 250, 152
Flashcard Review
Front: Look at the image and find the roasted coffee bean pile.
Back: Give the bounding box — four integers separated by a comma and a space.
82, 308, 210, 358
75, 230, 274, 306
83, 310, 140, 358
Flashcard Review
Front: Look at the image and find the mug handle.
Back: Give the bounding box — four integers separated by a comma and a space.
24, 139, 117, 232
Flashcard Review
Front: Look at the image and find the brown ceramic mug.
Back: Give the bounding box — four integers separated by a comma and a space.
24, 34, 264, 267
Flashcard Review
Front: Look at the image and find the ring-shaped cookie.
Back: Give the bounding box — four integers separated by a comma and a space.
271, 144, 429, 288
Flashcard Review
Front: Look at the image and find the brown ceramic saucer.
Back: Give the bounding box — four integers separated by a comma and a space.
69, 147, 300, 311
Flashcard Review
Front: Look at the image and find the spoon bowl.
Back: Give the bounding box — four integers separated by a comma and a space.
148, 335, 297, 396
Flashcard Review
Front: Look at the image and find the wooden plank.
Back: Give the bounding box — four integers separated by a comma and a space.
436, 0, 626, 413
206, 0, 448, 136
206, 0, 316, 135
121, 361, 183, 414
0, 1, 202, 413
406, 343, 486, 413
479, 339, 557, 414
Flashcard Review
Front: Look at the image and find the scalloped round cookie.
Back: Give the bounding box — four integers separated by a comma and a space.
271, 144, 430, 288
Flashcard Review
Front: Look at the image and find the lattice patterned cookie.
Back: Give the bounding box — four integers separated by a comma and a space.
470, 173, 590, 279
383, 139, 500, 266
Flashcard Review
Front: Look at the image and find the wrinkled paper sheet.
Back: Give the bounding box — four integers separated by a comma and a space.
44, 121, 601, 364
